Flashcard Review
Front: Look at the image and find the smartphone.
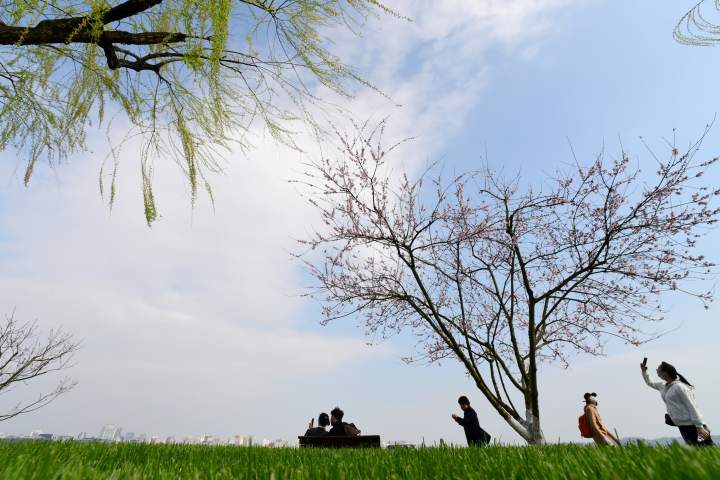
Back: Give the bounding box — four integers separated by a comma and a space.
642, 357, 648, 367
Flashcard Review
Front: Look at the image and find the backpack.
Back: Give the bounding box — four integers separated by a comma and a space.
479, 428, 492, 445
578, 413, 593, 438
343, 422, 361, 436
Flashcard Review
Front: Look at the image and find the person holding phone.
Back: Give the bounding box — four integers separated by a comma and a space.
304, 412, 330, 436
452, 395, 491, 446
640, 358, 714, 446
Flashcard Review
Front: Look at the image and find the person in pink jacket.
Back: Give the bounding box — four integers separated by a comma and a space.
583, 392, 621, 446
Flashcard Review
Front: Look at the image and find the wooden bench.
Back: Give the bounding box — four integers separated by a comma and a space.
298, 435, 381, 448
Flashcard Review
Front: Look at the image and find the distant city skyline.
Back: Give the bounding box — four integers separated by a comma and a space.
1, 424, 288, 448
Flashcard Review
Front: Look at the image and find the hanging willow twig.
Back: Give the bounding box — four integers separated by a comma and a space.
674, 0, 720, 45
0, 1, 400, 225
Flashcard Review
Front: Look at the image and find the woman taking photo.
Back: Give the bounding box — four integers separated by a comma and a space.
641, 359, 714, 446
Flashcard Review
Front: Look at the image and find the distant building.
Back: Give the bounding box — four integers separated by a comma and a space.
99, 424, 123, 442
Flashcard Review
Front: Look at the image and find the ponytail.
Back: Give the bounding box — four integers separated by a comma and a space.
677, 373, 694, 388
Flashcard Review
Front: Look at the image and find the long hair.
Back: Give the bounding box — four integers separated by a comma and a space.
659, 362, 694, 387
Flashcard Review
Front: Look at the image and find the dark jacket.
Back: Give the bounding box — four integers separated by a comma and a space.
328, 421, 359, 436
304, 427, 328, 437
328, 422, 346, 436
454, 407, 490, 446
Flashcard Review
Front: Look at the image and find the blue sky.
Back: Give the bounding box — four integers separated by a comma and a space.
447, 1, 719, 169
0, 0, 719, 445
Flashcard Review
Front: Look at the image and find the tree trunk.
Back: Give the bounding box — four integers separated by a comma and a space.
525, 409, 546, 445
491, 399, 546, 445
525, 366, 545, 444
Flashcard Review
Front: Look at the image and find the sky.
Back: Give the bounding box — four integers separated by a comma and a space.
0, 0, 719, 446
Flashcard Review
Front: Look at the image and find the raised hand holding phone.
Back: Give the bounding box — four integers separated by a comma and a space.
641, 357, 648, 371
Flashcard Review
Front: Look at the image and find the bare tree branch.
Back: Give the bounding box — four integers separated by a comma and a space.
0, 311, 79, 422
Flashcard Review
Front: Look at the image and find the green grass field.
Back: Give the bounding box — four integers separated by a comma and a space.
0, 441, 718, 479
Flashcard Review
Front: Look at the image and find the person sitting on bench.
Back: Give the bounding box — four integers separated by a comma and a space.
328, 406, 361, 436
305, 412, 330, 436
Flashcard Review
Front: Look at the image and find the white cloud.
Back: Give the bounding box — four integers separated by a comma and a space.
319, 0, 578, 158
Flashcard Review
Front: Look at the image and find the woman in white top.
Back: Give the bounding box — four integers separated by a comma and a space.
641, 360, 714, 446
